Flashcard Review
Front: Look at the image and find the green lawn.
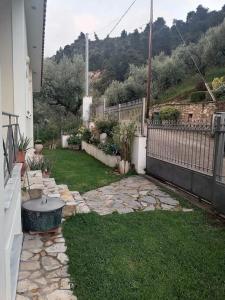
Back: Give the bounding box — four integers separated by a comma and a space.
64, 211, 225, 300
45, 149, 125, 193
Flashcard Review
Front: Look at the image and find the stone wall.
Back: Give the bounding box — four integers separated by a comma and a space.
150, 101, 217, 123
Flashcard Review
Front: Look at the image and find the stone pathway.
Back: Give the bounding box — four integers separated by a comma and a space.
82, 176, 193, 215
16, 228, 77, 300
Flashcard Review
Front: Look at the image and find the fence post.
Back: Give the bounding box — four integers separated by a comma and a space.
212, 115, 224, 202
118, 104, 121, 122
141, 98, 146, 136
103, 98, 106, 118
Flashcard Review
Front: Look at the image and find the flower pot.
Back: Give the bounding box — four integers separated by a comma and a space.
35, 143, 43, 154
119, 160, 130, 175
16, 151, 26, 163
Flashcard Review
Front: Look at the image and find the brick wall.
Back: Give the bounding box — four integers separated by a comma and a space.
150, 101, 218, 122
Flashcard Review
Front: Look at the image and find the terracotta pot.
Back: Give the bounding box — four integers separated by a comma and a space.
119, 160, 130, 175
16, 151, 26, 163
35, 143, 43, 154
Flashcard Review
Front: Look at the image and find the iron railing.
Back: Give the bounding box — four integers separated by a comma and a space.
104, 99, 146, 136
147, 120, 215, 176
2, 112, 20, 184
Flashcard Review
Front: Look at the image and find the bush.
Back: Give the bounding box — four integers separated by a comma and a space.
95, 119, 118, 137
98, 142, 120, 156
214, 84, 225, 100
81, 128, 92, 143
190, 91, 207, 103
159, 107, 180, 121
212, 76, 225, 90
67, 135, 81, 146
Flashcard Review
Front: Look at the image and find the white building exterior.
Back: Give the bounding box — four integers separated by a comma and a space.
0, 0, 46, 299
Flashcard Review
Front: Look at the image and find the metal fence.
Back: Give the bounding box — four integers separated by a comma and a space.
2, 112, 20, 184
146, 114, 225, 214
104, 99, 146, 135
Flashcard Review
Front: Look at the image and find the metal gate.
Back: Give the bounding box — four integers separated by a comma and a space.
146, 114, 225, 214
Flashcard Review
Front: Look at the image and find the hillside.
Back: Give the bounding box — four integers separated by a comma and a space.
53, 4, 225, 94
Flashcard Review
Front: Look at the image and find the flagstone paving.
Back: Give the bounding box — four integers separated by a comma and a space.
16, 229, 77, 300
82, 176, 193, 215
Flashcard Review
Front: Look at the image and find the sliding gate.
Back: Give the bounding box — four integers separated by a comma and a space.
146, 115, 225, 214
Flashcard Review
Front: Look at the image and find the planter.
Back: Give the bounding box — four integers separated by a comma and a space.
35, 143, 43, 154
42, 172, 51, 178
16, 151, 25, 163
119, 160, 130, 175
69, 144, 81, 151
22, 197, 65, 232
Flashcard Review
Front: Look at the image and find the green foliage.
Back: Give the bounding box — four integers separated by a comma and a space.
159, 107, 180, 121
67, 135, 81, 146
18, 135, 31, 152
214, 85, 225, 100
212, 76, 225, 90
190, 91, 207, 103
113, 123, 136, 162
98, 142, 119, 156
27, 157, 52, 173
81, 128, 92, 143
95, 119, 118, 137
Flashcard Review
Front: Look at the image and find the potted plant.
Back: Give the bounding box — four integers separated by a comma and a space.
113, 123, 136, 175
17, 135, 31, 163
34, 139, 43, 154
42, 158, 52, 178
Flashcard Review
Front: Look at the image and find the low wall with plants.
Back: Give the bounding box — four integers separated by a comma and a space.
82, 141, 121, 168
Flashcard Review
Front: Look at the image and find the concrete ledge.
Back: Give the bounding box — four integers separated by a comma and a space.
82, 141, 121, 168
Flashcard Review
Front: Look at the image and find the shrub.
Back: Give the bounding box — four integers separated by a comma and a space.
95, 119, 118, 137
81, 128, 92, 143
190, 91, 207, 103
113, 122, 136, 162
212, 76, 225, 90
98, 142, 119, 156
214, 84, 225, 100
159, 107, 180, 121
67, 135, 81, 146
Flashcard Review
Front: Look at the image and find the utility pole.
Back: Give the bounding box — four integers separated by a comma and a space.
85, 33, 89, 97
146, 0, 153, 119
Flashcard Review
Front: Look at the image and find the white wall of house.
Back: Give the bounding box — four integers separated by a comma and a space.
12, 0, 34, 142
0, 0, 14, 114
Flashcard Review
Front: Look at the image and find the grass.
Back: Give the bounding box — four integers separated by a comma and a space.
44, 149, 127, 193
64, 211, 225, 300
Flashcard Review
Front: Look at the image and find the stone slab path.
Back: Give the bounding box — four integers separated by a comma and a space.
16, 228, 77, 300
82, 176, 193, 215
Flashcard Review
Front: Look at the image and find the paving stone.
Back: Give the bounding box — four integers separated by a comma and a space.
117, 207, 134, 214
60, 278, 71, 290
30, 270, 42, 279
16, 295, 30, 300
57, 253, 69, 265
47, 290, 77, 300
17, 279, 38, 293
20, 261, 40, 271
18, 271, 31, 281
46, 243, 67, 254
183, 208, 194, 212
42, 256, 62, 271
23, 238, 43, 250
161, 204, 175, 211
160, 197, 179, 206
21, 250, 33, 261
34, 277, 47, 286
144, 205, 155, 211
140, 195, 157, 204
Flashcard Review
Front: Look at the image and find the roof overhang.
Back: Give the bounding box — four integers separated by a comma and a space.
25, 0, 47, 92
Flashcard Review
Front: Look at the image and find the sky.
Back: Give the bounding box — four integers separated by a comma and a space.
45, 0, 225, 57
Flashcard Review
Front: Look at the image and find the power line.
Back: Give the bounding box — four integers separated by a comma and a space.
175, 23, 216, 102
106, 0, 138, 37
